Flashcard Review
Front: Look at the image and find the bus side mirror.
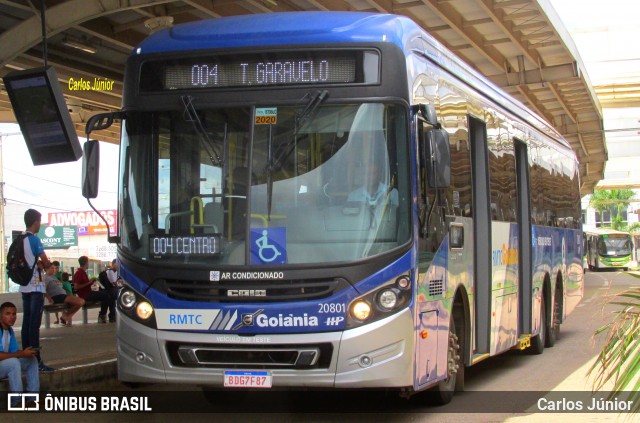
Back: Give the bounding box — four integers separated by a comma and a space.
426, 128, 451, 189
82, 140, 100, 199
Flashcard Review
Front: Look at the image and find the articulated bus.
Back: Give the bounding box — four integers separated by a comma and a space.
89, 12, 583, 403
584, 228, 633, 271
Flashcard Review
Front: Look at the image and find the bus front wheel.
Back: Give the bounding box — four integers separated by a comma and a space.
429, 313, 464, 405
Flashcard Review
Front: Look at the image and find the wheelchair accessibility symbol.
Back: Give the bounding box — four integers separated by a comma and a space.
250, 227, 287, 265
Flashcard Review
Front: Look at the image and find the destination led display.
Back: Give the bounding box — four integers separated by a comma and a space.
150, 235, 223, 258
139, 51, 379, 91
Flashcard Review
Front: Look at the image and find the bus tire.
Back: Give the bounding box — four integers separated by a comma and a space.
545, 296, 557, 348
430, 313, 463, 405
529, 297, 545, 355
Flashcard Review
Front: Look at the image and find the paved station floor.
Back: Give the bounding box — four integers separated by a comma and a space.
0, 293, 118, 391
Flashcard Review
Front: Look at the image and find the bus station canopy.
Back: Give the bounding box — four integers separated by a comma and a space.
0, 0, 610, 195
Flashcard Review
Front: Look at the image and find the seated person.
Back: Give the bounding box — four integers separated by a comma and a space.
60, 272, 73, 296
43, 264, 85, 326
346, 164, 398, 229
347, 164, 398, 206
49, 260, 64, 324
74, 256, 117, 323
0, 301, 39, 406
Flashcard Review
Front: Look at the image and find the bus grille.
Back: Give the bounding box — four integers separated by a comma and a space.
159, 278, 349, 303
166, 342, 333, 369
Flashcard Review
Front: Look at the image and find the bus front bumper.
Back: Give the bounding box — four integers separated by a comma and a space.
117, 307, 415, 388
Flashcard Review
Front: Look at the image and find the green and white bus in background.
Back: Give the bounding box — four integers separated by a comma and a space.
584, 228, 633, 271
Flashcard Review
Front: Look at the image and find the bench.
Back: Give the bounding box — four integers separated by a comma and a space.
43, 301, 102, 328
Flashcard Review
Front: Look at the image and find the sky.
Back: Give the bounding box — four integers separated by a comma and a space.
548, 0, 640, 86
0, 123, 119, 233
549, 0, 640, 184
549, 0, 640, 86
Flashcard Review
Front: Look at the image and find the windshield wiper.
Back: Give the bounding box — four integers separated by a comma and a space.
181, 95, 224, 167
266, 123, 274, 222
295, 89, 329, 134
263, 91, 328, 222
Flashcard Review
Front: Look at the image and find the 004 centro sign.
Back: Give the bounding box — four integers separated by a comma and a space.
48, 210, 117, 236
38, 226, 77, 249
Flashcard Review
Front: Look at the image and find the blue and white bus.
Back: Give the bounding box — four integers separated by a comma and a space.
86, 12, 584, 404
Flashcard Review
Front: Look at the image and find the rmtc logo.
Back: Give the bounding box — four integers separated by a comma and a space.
169, 314, 202, 324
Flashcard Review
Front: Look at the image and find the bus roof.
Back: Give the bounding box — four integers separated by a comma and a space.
136, 12, 409, 53
133, 12, 570, 150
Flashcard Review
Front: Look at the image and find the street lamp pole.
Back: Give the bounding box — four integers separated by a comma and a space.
0, 131, 22, 293
0, 133, 6, 292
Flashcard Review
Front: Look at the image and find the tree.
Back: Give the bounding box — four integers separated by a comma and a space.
589, 189, 636, 229
589, 288, 640, 412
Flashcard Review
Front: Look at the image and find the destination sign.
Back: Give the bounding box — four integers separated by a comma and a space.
150, 235, 222, 258
140, 51, 379, 91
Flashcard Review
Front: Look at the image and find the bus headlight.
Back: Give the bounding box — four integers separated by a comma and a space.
117, 284, 157, 329
136, 301, 154, 320
120, 290, 137, 309
378, 289, 399, 310
345, 272, 412, 329
350, 301, 372, 321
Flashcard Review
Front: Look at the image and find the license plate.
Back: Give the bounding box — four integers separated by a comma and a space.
224, 371, 272, 388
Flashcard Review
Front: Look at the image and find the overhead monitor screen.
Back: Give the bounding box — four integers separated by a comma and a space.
3, 67, 82, 165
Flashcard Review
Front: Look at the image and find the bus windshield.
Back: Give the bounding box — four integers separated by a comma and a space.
597, 236, 632, 257
119, 102, 410, 266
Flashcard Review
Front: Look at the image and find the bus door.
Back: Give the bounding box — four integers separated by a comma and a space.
515, 140, 532, 336
469, 116, 490, 357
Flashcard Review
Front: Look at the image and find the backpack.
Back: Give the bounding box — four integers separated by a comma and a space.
6, 234, 37, 286
98, 270, 110, 289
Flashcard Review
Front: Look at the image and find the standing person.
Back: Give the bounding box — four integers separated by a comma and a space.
0, 302, 39, 406
18, 209, 54, 373
44, 264, 85, 326
105, 259, 122, 289
73, 256, 116, 323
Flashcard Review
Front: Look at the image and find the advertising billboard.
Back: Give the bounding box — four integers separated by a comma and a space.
48, 210, 117, 236
37, 226, 78, 249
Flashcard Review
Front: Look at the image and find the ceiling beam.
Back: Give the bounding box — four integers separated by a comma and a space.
181, 0, 223, 18
75, 19, 141, 52
420, 0, 507, 71
306, 0, 352, 11
487, 62, 578, 87
0, 0, 175, 68
0, 0, 36, 13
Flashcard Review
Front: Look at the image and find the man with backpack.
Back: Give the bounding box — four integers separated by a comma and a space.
99, 259, 121, 292
17, 209, 54, 372
74, 256, 117, 323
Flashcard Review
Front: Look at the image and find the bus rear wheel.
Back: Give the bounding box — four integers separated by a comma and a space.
529, 297, 545, 355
